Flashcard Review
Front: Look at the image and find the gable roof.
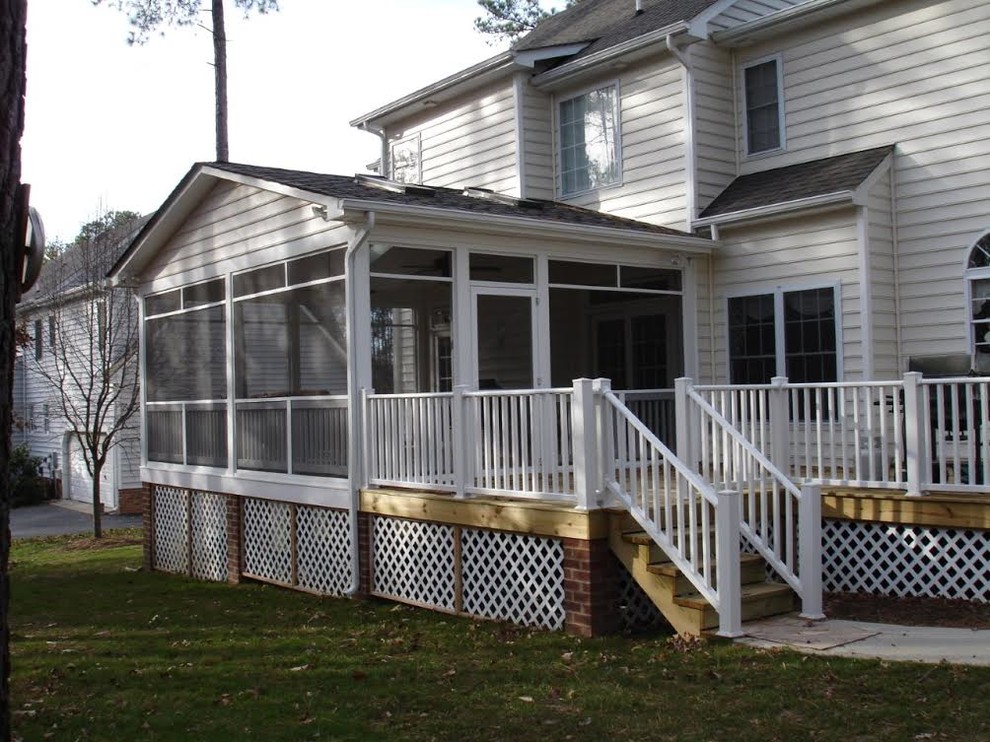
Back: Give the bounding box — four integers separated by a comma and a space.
515, 0, 721, 59
112, 162, 711, 281
697, 145, 895, 222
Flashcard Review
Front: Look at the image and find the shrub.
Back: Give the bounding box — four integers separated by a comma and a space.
10, 444, 47, 508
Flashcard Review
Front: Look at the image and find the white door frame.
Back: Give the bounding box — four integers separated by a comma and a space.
469, 285, 546, 390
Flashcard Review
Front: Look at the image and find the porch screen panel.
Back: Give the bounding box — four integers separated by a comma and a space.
146, 306, 227, 402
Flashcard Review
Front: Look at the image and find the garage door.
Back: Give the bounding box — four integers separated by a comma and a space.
68, 436, 117, 511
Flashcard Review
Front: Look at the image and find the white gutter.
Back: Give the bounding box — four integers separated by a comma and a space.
532, 21, 690, 89
344, 210, 375, 596
335, 198, 714, 253
693, 190, 854, 228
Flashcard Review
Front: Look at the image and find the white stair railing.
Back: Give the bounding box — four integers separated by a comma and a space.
678, 378, 823, 620
600, 384, 743, 637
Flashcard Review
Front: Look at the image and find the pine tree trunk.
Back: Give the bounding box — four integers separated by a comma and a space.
0, 2, 27, 738
213, 0, 228, 162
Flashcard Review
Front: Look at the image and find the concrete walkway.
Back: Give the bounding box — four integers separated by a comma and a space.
10, 500, 142, 539
737, 614, 990, 666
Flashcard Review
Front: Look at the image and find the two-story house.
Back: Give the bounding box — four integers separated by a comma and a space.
112, 0, 990, 636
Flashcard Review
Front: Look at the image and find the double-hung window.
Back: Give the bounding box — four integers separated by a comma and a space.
728, 286, 838, 385
967, 233, 990, 373
559, 83, 619, 195
390, 134, 421, 184
743, 56, 784, 155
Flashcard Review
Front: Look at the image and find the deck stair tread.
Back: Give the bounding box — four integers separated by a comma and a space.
610, 513, 797, 636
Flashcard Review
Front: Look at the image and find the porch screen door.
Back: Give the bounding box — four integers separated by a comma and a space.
473, 290, 537, 389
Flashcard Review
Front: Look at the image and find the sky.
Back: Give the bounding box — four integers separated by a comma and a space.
23, 1, 501, 243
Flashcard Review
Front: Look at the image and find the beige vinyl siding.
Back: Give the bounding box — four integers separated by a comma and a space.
708, 0, 807, 32
735, 0, 990, 364
694, 253, 716, 383
521, 83, 554, 200
691, 42, 737, 216
387, 80, 518, 194
557, 58, 689, 230
708, 209, 861, 382
145, 182, 351, 289
867, 170, 898, 378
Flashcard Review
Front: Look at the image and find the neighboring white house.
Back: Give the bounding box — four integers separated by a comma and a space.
112, 0, 990, 636
14, 221, 146, 514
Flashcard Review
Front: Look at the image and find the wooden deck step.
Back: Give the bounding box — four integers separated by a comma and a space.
648, 552, 766, 593
675, 582, 795, 631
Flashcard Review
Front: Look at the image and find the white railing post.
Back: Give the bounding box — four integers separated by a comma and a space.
360, 388, 373, 488
572, 379, 599, 511
592, 378, 612, 504
715, 489, 743, 638
452, 385, 469, 499
675, 378, 695, 503
798, 482, 824, 619
903, 371, 923, 496
770, 376, 790, 477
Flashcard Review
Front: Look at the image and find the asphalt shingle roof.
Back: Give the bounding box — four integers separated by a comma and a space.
209, 162, 692, 237
514, 0, 721, 59
699, 146, 895, 219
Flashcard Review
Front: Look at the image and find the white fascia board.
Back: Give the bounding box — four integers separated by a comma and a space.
851, 152, 894, 206
337, 198, 714, 254
349, 52, 519, 129
693, 191, 854, 227
531, 22, 690, 89
711, 0, 882, 46
685, 0, 744, 38
197, 166, 337, 208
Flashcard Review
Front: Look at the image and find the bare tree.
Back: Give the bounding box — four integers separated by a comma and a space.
93, 0, 279, 162
29, 213, 142, 538
1, 0, 27, 735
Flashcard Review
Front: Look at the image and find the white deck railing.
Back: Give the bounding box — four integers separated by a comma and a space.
693, 373, 989, 496
680, 380, 822, 619
363, 386, 576, 502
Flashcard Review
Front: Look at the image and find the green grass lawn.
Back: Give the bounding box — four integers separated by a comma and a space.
10, 532, 990, 741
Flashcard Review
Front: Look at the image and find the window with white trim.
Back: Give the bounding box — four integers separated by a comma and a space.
967, 233, 990, 373
728, 286, 838, 384
558, 84, 619, 195
743, 57, 783, 155
390, 134, 421, 184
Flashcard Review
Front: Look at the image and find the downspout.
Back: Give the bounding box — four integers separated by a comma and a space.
345, 211, 375, 596
666, 33, 696, 229
359, 122, 389, 177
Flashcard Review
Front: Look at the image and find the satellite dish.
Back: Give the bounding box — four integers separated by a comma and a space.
15, 184, 45, 300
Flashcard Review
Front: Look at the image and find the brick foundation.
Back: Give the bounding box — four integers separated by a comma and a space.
562, 537, 621, 637
116, 487, 145, 515
141, 482, 154, 572
357, 511, 372, 597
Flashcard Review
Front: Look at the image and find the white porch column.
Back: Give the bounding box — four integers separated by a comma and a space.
903, 371, 924, 497
452, 384, 470, 500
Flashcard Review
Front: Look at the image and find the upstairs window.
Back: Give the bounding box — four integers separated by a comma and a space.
34, 318, 42, 359
559, 83, 620, 195
743, 57, 784, 155
390, 134, 421, 184
967, 233, 990, 373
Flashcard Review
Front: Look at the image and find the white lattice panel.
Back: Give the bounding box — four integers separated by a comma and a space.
296, 506, 352, 595
823, 519, 990, 602
617, 561, 668, 633
243, 498, 292, 584
373, 517, 455, 610
153, 486, 188, 574
461, 529, 565, 630
190, 492, 228, 582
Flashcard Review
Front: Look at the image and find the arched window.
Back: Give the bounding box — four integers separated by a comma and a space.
966, 233, 990, 373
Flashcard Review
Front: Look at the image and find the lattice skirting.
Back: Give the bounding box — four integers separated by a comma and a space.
823, 519, 990, 602
372, 516, 565, 630
242, 498, 352, 595
616, 560, 668, 633
152, 486, 228, 581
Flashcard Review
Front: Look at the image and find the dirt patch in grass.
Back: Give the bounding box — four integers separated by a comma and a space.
62, 534, 142, 550
825, 591, 990, 629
